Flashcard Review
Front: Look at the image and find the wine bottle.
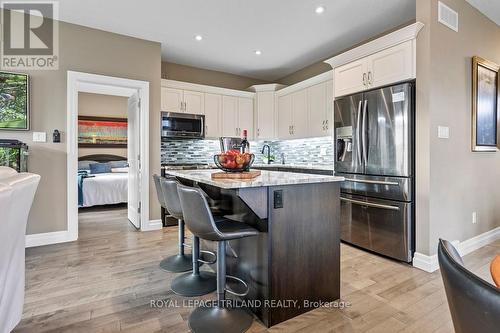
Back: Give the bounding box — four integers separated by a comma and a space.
240, 129, 249, 153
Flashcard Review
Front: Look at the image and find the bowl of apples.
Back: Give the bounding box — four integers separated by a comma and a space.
214, 150, 255, 172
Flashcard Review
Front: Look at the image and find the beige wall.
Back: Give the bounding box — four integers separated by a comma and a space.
162, 62, 268, 90
78, 93, 128, 158
416, 0, 500, 255
0, 14, 162, 235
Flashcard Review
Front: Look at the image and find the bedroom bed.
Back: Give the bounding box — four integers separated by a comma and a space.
78, 154, 128, 208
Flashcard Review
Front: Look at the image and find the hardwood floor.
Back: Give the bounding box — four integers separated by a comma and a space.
15, 208, 499, 332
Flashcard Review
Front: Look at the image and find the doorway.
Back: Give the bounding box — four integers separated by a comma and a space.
67, 71, 151, 241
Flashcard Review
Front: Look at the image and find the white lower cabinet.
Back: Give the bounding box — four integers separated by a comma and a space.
204, 93, 222, 138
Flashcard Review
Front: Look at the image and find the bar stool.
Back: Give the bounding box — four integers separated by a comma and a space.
153, 174, 192, 272
177, 183, 259, 333
162, 179, 217, 297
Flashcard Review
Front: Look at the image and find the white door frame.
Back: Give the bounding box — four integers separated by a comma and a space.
67, 71, 152, 241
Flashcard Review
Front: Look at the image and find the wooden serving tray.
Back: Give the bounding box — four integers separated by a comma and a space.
211, 170, 261, 180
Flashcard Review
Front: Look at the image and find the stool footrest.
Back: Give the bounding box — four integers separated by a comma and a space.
225, 275, 249, 297
198, 250, 217, 265
183, 242, 192, 249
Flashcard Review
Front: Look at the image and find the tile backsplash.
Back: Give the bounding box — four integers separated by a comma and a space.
161, 136, 334, 166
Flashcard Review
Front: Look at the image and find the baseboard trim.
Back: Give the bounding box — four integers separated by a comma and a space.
26, 219, 163, 248
413, 227, 500, 273
143, 219, 162, 231
25, 230, 73, 248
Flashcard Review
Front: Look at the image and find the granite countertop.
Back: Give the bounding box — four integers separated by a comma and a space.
162, 164, 335, 171
163, 169, 344, 189
252, 164, 334, 171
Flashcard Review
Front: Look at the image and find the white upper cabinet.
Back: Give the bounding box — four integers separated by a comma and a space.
326, 80, 333, 136
334, 58, 367, 98
161, 88, 204, 114
204, 93, 222, 138
291, 90, 308, 138
307, 82, 328, 137
161, 87, 183, 112
183, 90, 204, 115
333, 40, 415, 97
222, 95, 239, 137
277, 94, 293, 139
238, 97, 254, 139
255, 91, 275, 139
368, 40, 413, 89
220, 96, 254, 138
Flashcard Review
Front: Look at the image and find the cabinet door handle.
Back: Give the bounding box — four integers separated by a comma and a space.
363, 73, 367, 86
368, 71, 373, 85
257, 128, 260, 136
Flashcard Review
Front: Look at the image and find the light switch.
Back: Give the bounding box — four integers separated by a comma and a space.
33, 132, 47, 142
438, 126, 450, 139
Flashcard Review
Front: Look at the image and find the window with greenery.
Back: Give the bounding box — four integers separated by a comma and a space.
0, 72, 29, 129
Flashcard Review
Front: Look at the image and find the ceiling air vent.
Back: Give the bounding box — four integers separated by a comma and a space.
438, 1, 458, 32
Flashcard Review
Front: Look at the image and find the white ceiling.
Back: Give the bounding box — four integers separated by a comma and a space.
465, 0, 500, 26
58, 0, 415, 81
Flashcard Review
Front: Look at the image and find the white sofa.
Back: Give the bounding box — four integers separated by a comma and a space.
0, 167, 40, 333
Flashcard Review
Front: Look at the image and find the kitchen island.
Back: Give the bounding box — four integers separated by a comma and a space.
164, 169, 344, 327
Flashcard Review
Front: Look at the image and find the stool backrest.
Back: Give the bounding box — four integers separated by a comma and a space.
160, 178, 183, 220
438, 239, 500, 333
177, 184, 220, 241
153, 174, 166, 209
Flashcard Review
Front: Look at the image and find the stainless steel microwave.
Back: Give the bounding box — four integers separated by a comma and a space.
161, 112, 205, 139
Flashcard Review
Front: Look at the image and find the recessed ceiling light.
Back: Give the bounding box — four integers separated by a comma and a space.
255, 50, 262, 55
315, 6, 325, 14
194, 35, 203, 41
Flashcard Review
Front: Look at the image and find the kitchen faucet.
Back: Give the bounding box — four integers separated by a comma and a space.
261, 144, 273, 164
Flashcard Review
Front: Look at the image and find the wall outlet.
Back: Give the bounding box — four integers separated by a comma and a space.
33, 132, 47, 142
472, 211, 478, 224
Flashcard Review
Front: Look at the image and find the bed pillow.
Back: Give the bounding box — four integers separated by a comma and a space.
78, 160, 97, 171
111, 167, 128, 173
108, 160, 128, 168
89, 163, 112, 174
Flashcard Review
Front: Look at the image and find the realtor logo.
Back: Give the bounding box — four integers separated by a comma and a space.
1, 1, 59, 70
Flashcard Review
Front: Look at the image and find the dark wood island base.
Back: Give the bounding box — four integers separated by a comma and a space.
165, 169, 343, 327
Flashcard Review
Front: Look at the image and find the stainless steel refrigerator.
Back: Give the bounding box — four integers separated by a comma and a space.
334, 82, 414, 262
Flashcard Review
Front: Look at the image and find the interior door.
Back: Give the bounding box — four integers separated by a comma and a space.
127, 93, 141, 228
364, 83, 412, 177
334, 93, 364, 174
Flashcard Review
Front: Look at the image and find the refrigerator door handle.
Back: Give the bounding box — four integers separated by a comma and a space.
340, 197, 400, 211
344, 178, 399, 186
362, 100, 368, 165
356, 100, 363, 165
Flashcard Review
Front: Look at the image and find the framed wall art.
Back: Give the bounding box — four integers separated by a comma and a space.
0, 72, 29, 130
78, 116, 127, 148
472, 56, 499, 152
